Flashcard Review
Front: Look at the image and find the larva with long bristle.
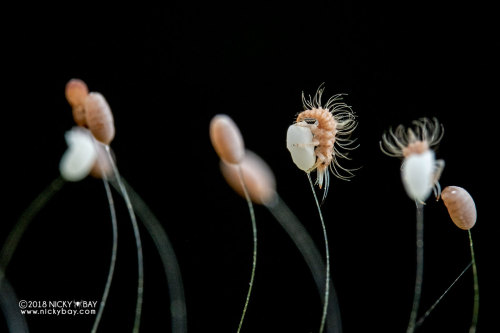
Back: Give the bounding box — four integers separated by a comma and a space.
287, 84, 358, 200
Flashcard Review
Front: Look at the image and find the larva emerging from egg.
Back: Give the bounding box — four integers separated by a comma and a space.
287, 84, 358, 200
380, 117, 445, 202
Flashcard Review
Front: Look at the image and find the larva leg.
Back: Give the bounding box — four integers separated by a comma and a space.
432, 182, 442, 201
432, 159, 445, 200
316, 152, 327, 165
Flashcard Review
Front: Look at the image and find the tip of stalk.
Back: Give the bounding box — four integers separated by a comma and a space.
220, 150, 276, 205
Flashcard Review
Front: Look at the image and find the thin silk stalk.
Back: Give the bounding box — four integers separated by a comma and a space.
113, 177, 187, 333
265, 195, 342, 333
0, 177, 65, 273
91, 178, 118, 333
0, 270, 29, 333
407, 202, 424, 333
416, 262, 472, 327
236, 165, 257, 333
468, 230, 479, 333
0, 175, 64, 333
306, 173, 330, 333
105, 146, 144, 333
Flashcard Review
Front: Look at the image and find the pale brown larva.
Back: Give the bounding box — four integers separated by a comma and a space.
84, 92, 115, 145
65, 78, 89, 127
295, 107, 337, 177
441, 186, 477, 230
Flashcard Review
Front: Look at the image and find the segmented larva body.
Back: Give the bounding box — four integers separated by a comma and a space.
296, 108, 337, 175
441, 186, 477, 230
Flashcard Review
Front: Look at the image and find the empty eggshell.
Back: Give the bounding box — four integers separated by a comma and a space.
60, 127, 98, 182
286, 123, 316, 172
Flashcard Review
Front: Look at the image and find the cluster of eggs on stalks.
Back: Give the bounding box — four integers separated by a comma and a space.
60, 79, 115, 181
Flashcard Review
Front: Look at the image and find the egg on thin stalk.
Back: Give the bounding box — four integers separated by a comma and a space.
380, 117, 445, 333
286, 84, 358, 333
441, 186, 479, 333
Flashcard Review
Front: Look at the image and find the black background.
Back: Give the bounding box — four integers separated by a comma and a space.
2, 2, 497, 332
